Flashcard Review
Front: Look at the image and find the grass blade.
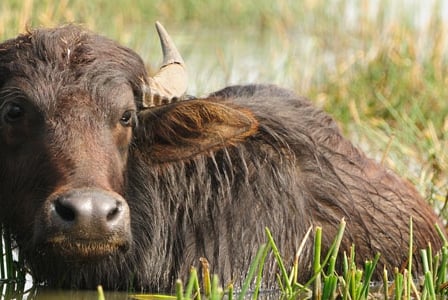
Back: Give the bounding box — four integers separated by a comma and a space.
184, 267, 199, 299
97, 285, 105, 300
237, 243, 269, 300
421, 249, 436, 300
407, 217, 413, 300
327, 219, 346, 275
175, 280, 183, 300
252, 241, 271, 300
200, 257, 211, 297
359, 253, 381, 299
264, 228, 292, 293
313, 226, 322, 300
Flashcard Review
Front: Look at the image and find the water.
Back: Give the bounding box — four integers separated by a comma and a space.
1, 285, 128, 300
167, 0, 448, 96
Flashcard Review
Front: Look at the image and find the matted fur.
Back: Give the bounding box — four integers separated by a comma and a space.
0, 26, 444, 292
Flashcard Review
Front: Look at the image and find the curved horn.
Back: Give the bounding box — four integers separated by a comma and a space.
143, 21, 188, 108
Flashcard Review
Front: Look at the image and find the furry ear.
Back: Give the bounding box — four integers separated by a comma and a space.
137, 99, 258, 163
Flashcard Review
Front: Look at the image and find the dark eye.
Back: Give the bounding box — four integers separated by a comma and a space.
120, 110, 135, 127
2, 103, 25, 123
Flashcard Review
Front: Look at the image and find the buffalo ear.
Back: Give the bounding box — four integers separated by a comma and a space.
137, 99, 258, 163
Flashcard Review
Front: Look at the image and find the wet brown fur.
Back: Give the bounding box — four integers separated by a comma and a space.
0, 26, 445, 292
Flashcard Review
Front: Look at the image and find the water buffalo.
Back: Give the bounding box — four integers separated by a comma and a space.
0, 23, 445, 291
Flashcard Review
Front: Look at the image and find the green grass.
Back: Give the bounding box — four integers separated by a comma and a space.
1, 0, 448, 298
130, 221, 448, 300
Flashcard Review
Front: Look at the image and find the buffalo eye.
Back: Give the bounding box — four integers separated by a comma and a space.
119, 110, 136, 127
2, 103, 25, 124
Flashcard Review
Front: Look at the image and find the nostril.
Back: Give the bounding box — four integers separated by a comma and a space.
106, 202, 121, 222
54, 198, 76, 222
48, 189, 129, 238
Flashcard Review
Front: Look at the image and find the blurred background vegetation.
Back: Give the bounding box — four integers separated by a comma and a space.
0, 0, 447, 220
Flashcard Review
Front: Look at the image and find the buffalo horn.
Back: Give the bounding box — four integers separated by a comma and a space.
143, 22, 188, 108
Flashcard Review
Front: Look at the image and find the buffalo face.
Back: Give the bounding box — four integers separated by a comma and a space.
0, 26, 145, 271
0, 79, 136, 264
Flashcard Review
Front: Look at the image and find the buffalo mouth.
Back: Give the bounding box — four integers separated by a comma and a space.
38, 236, 130, 262
32, 188, 133, 263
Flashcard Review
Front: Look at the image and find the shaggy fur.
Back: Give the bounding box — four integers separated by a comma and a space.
0, 25, 444, 292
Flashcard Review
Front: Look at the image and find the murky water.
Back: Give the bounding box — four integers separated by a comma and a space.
1, 283, 293, 299
1, 285, 129, 300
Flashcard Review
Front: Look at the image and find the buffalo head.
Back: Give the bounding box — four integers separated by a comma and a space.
0, 22, 186, 267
